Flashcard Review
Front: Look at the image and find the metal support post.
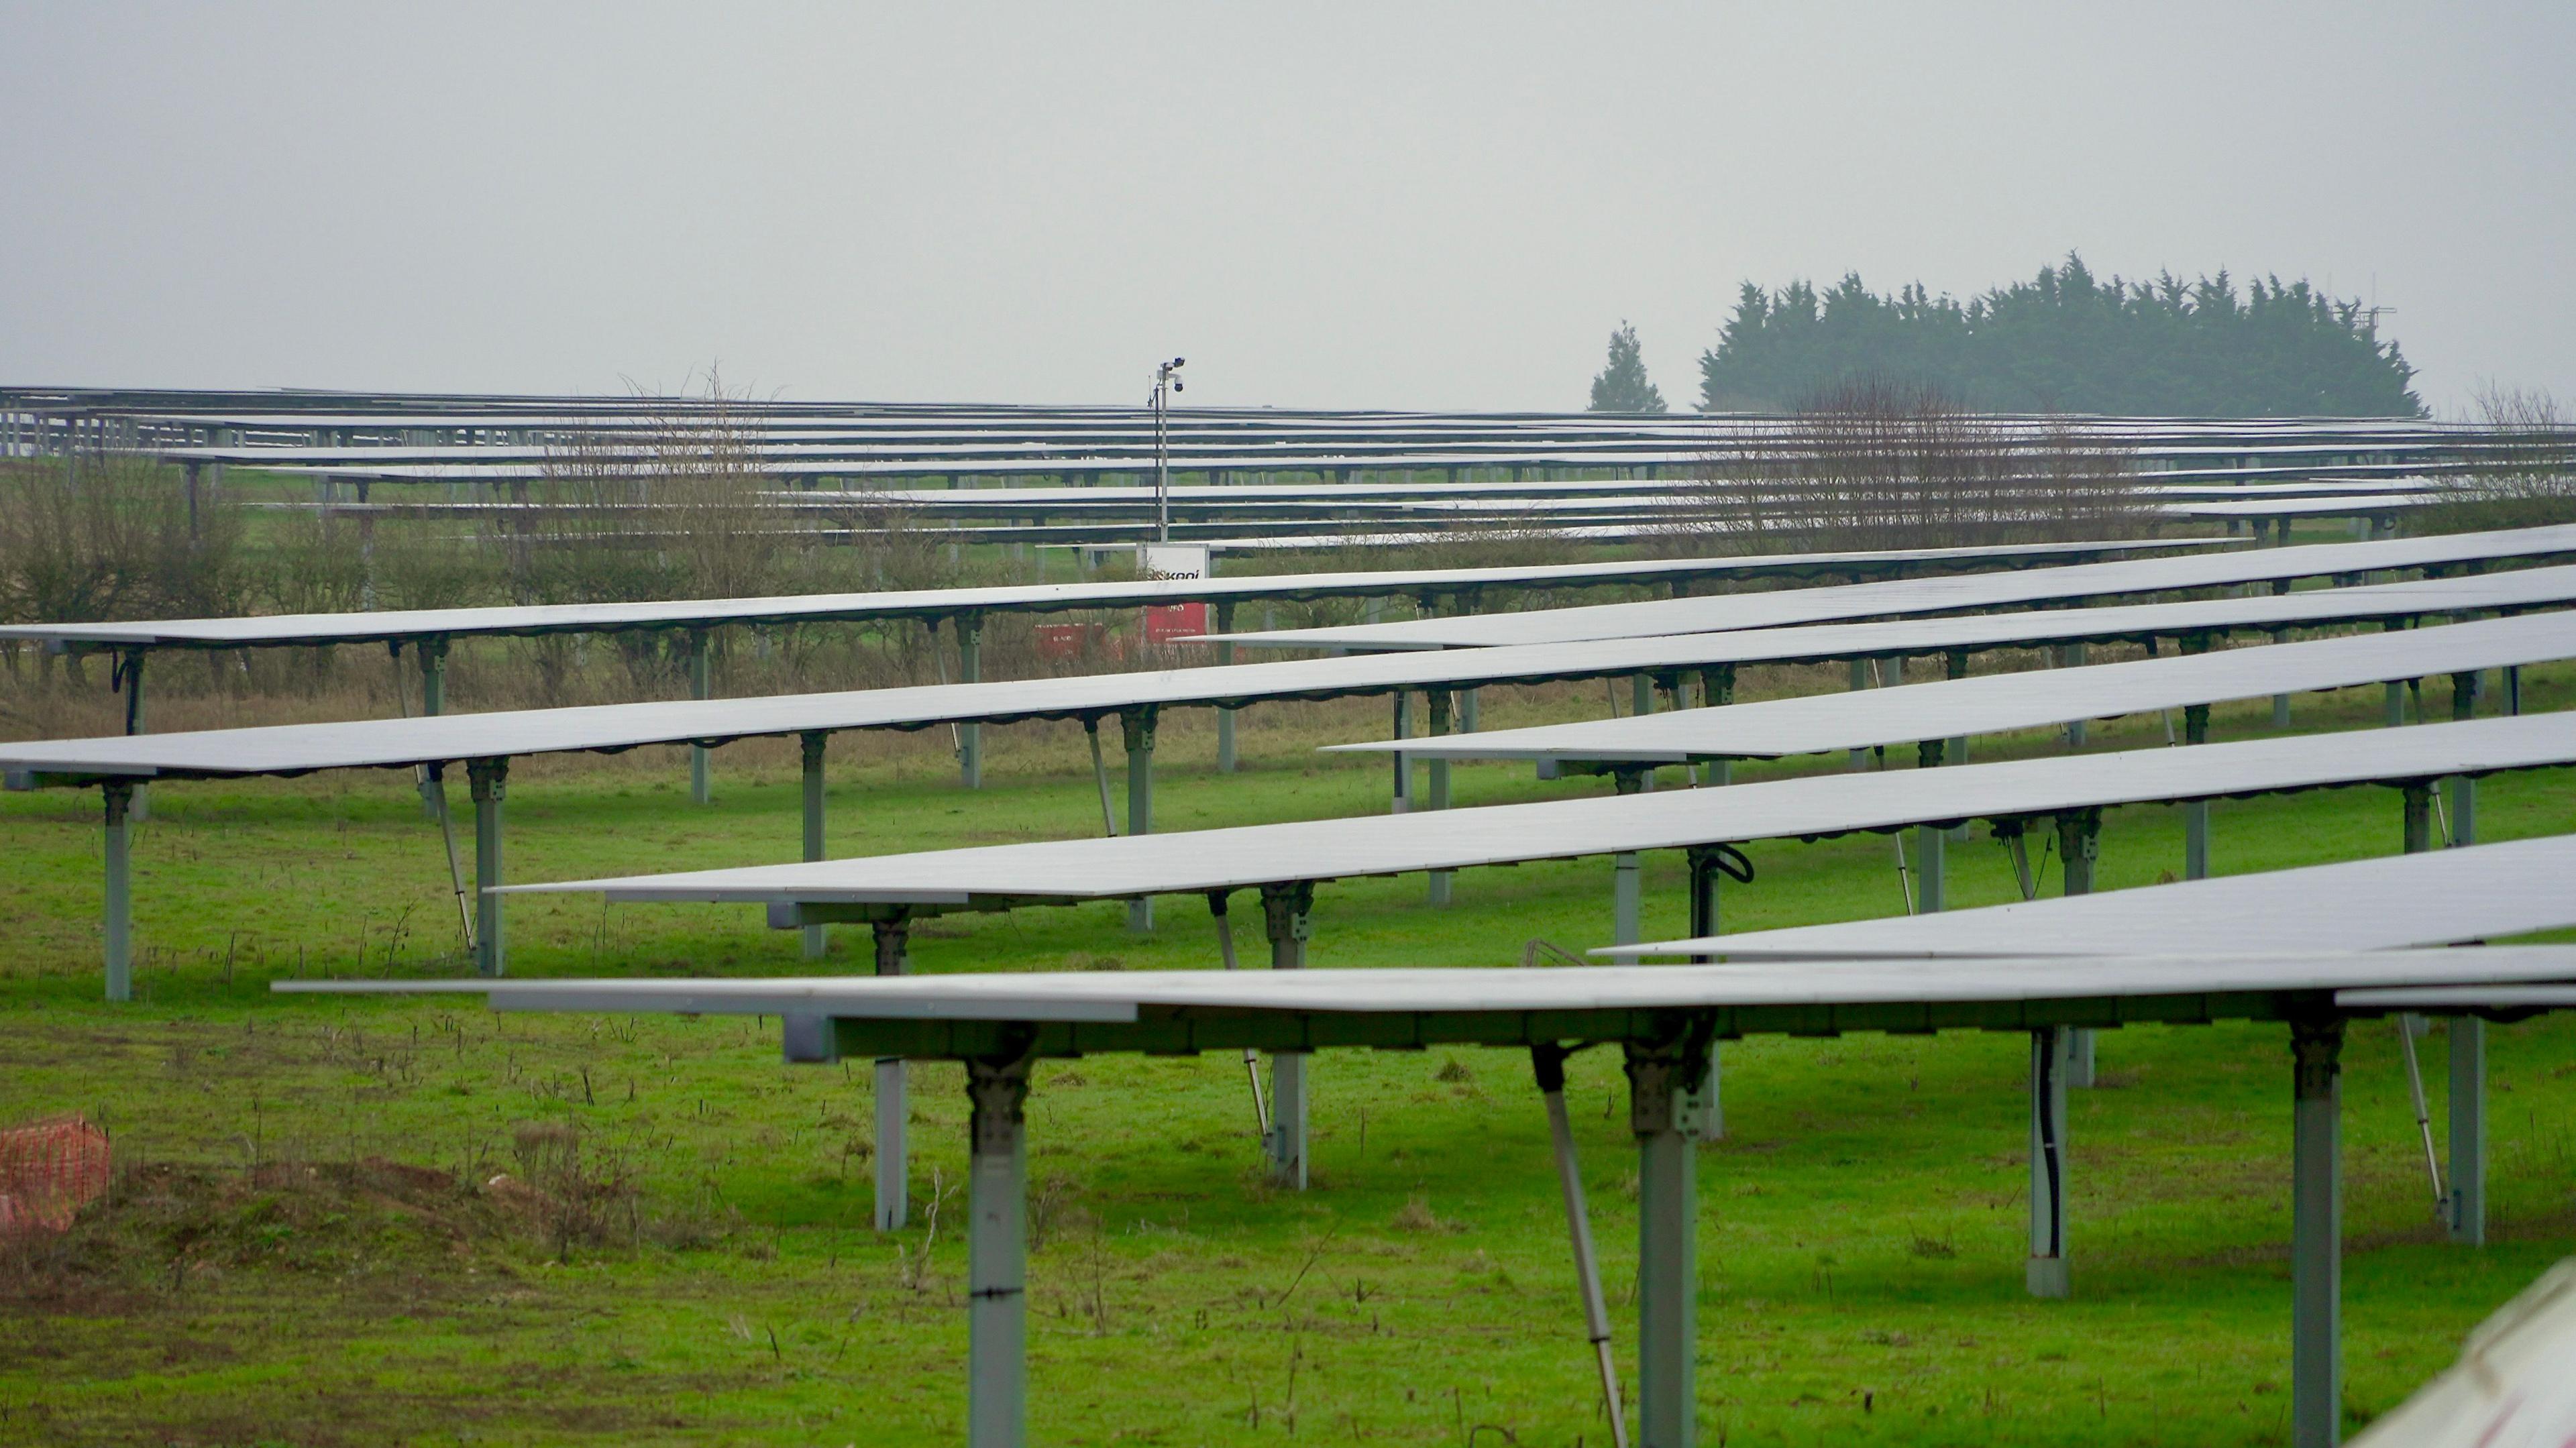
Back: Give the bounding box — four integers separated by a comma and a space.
1627, 1029, 1713, 1448
2449, 1018, 2485, 1245
2447, 673, 2477, 847
1123, 707, 1156, 932
1389, 691, 1411, 814
1611, 772, 1644, 946
1944, 649, 1970, 773
873, 920, 911, 1231
2396, 767, 2487, 1245
1847, 659, 1870, 771
2061, 644, 2088, 746
1214, 602, 1238, 773
1426, 689, 1454, 905
1260, 883, 1314, 1188
2027, 1025, 2072, 1297
419, 637, 447, 715
468, 758, 508, 977
2057, 810, 2100, 1086
424, 763, 474, 952
1208, 894, 1270, 1137
1633, 675, 1660, 791
103, 783, 134, 1001
2401, 783, 2432, 856
1699, 666, 1735, 786
2184, 701, 2212, 879
800, 732, 828, 960
2290, 1019, 2345, 1448
957, 612, 983, 789
1534, 1046, 1629, 1448
1915, 739, 1945, 912
1683, 846, 1731, 1139
2056, 809, 2099, 897
965, 1051, 1034, 1448
1613, 853, 1642, 953
115, 651, 149, 822
1685, 848, 1723, 943
687, 632, 712, 803
1460, 685, 1479, 733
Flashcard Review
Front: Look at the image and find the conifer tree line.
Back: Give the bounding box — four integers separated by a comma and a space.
1589, 254, 2423, 417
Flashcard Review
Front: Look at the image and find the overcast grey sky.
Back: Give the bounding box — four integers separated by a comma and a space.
3, 3, 2568, 414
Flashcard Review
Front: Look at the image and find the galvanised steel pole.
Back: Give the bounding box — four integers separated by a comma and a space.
1627, 1032, 1709, 1448
872, 920, 911, 1231
1261, 883, 1313, 1189
103, 783, 134, 1002
800, 732, 828, 960
2027, 1027, 2072, 1297
965, 1054, 1032, 1448
1123, 707, 1157, 933
687, 632, 712, 805
468, 758, 509, 977
2291, 1019, 2345, 1448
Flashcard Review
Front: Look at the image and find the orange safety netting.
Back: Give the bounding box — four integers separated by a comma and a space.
0, 1114, 111, 1236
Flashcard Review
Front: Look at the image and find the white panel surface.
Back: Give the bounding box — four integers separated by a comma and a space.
1343, 608, 2576, 764
10, 575, 2571, 784
1602, 835, 2576, 959
1217, 523, 2576, 651
271, 946, 2576, 1021
502, 712, 2576, 907
0, 536, 2193, 651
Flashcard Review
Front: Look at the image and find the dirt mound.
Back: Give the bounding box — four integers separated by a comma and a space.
0, 1157, 508, 1303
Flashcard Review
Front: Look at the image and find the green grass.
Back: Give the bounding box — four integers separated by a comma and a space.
4, 676, 2575, 1445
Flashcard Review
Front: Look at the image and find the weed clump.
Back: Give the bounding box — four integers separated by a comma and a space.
1391, 1194, 1458, 1234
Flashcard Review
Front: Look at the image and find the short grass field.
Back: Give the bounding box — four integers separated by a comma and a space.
3, 666, 2575, 1446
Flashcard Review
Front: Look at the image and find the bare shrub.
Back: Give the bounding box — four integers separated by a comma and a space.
0, 456, 246, 628
2412, 386, 2576, 535
260, 511, 376, 618
1665, 378, 2153, 553
370, 514, 505, 614
0, 456, 247, 690
638, 378, 796, 603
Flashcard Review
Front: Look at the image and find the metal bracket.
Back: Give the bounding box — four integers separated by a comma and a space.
1623, 1018, 1717, 1137
1120, 704, 1157, 756
1261, 881, 1315, 946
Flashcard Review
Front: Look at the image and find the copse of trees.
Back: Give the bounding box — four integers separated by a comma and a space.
1587, 321, 1668, 413
1698, 255, 2423, 417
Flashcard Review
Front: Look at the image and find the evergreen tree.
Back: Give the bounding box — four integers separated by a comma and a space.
1694, 256, 2422, 416
1588, 321, 1668, 414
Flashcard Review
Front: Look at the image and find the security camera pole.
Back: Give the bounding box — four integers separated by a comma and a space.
1152, 357, 1185, 543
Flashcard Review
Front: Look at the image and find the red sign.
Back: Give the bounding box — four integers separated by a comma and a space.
1143, 602, 1208, 644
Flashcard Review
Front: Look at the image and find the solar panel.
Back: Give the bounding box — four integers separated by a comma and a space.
1335, 608, 2576, 765
1214, 522, 2576, 651
0, 535, 2196, 652
1599, 834, 2576, 960
272, 946, 2576, 1025
496, 712, 2576, 909
11, 575, 2565, 787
